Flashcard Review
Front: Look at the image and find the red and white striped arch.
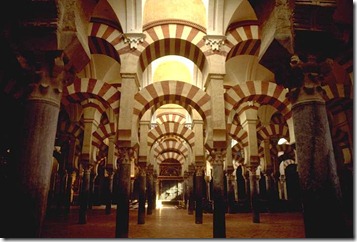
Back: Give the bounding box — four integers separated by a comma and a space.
279, 159, 297, 175
139, 23, 208, 72
232, 143, 245, 163
88, 22, 138, 58
227, 123, 248, 148
92, 123, 116, 149
223, 22, 261, 61
257, 124, 289, 141
156, 112, 186, 125
153, 140, 189, 158
59, 120, 83, 139
156, 151, 185, 164
225, 81, 291, 119
147, 122, 195, 148
322, 83, 354, 101
331, 127, 349, 146
134, 81, 211, 122
62, 78, 120, 115
80, 98, 108, 115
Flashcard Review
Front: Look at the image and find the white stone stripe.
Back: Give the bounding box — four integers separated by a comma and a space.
97, 25, 108, 38
181, 26, 191, 40
237, 27, 248, 41
88, 23, 94, 35
168, 24, 177, 38
251, 25, 259, 39
153, 26, 165, 40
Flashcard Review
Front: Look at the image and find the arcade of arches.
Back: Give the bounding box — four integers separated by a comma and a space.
0, 0, 353, 239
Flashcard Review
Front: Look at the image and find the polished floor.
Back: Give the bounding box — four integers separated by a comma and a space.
41, 204, 305, 239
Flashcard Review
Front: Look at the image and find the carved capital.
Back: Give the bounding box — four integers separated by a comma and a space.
209, 148, 226, 166
23, 53, 68, 107
204, 35, 226, 51
146, 163, 154, 175
138, 164, 146, 176
195, 166, 205, 176
117, 147, 135, 165
123, 33, 145, 49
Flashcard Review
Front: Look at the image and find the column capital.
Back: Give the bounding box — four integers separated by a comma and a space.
123, 33, 145, 50
188, 164, 196, 175
195, 166, 205, 176
117, 147, 136, 165
209, 148, 226, 166
146, 163, 154, 175
23, 52, 70, 107
286, 54, 332, 105
137, 163, 147, 176
204, 35, 226, 52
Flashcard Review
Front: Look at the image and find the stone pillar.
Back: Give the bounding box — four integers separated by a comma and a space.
262, 139, 275, 211
105, 135, 117, 214
240, 109, 260, 223
57, 168, 68, 215
210, 149, 226, 238
63, 136, 78, 216
146, 164, 154, 215
137, 163, 146, 224
247, 158, 260, 223
105, 168, 115, 214
195, 165, 204, 224
288, 55, 348, 238
78, 164, 91, 224
88, 167, 98, 209
115, 147, 134, 238
205, 174, 212, 202
243, 170, 250, 202
11, 53, 66, 237
187, 164, 195, 215
226, 167, 236, 214
152, 170, 158, 210
279, 175, 287, 200
78, 108, 99, 224
183, 171, 188, 207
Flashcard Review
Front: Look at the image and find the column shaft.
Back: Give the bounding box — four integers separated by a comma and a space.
137, 167, 146, 224
115, 148, 133, 238
211, 150, 226, 238
195, 169, 203, 224
293, 101, 347, 237
79, 167, 91, 224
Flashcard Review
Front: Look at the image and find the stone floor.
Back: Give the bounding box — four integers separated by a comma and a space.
41, 204, 306, 239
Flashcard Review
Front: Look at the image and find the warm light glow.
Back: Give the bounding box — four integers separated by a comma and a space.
152, 55, 194, 83
278, 138, 288, 145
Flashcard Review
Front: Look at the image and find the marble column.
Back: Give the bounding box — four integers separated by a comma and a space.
88, 167, 98, 209
13, 53, 66, 237
137, 163, 146, 224
288, 55, 348, 238
152, 170, 158, 210
115, 148, 134, 238
210, 149, 226, 238
64, 170, 76, 215
247, 159, 260, 223
78, 109, 99, 224
105, 135, 117, 214
187, 164, 195, 215
146, 164, 154, 215
195, 165, 204, 224
105, 168, 115, 214
78, 165, 91, 224
63, 136, 78, 216
262, 139, 275, 211
226, 167, 236, 214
